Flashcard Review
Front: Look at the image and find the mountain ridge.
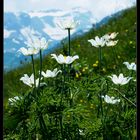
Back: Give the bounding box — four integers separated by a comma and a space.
4, 7, 131, 71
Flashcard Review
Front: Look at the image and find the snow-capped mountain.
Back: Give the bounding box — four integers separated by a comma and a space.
4, 7, 122, 71
4, 7, 97, 71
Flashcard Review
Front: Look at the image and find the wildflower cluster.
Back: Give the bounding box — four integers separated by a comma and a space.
101, 95, 120, 104
5, 15, 136, 140
88, 32, 118, 48
18, 37, 51, 56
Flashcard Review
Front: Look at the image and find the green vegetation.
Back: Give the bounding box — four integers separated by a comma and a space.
4, 6, 136, 139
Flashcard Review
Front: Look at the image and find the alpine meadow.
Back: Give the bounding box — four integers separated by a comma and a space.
4, 6, 136, 140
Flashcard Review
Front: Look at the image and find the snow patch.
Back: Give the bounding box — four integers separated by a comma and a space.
4, 29, 15, 38
28, 10, 69, 18
12, 38, 20, 44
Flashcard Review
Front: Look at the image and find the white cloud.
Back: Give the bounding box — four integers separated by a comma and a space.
4, 0, 136, 13
4, 0, 136, 28
84, 0, 136, 20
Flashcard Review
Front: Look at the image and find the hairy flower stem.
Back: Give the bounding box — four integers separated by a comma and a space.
99, 46, 102, 75
31, 55, 38, 100
60, 64, 66, 105
68, 28, 71, 56
98, 48, 107, 140
38, 50, 42, 89
31, 55, 36, 88
67, 28, 72, 106
59, 65, 66, 139
36, 50, 48, 138
68, 28, 71, 77
98, 46, 104, 125
114, 88, 136, 107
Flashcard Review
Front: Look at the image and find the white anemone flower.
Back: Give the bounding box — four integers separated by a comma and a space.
109, 32, 119, 39
102, 34, 110, 41
108, 73, 133, 85
106, 40, 118, 46
8, 96, 22, 105
18, 37, 51, 56
18, 47, 39, 56
35, 38, 50, 50
101, 95, 120, 104
51, 54, 79, 64
103, 32, 118, 41
88, 32, 118, 48
42, 68, 62, 78
20, 74, 39, 87
88, 36, 106, 47
123, 62, 136, 71
25, 36, 51, 51
57, 17, 79, 30
106, 32, 119, 40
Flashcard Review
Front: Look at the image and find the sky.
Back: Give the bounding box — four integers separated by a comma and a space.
4, 0, 136, 15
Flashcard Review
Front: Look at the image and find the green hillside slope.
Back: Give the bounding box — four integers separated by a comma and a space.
4, 6, 136, 101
